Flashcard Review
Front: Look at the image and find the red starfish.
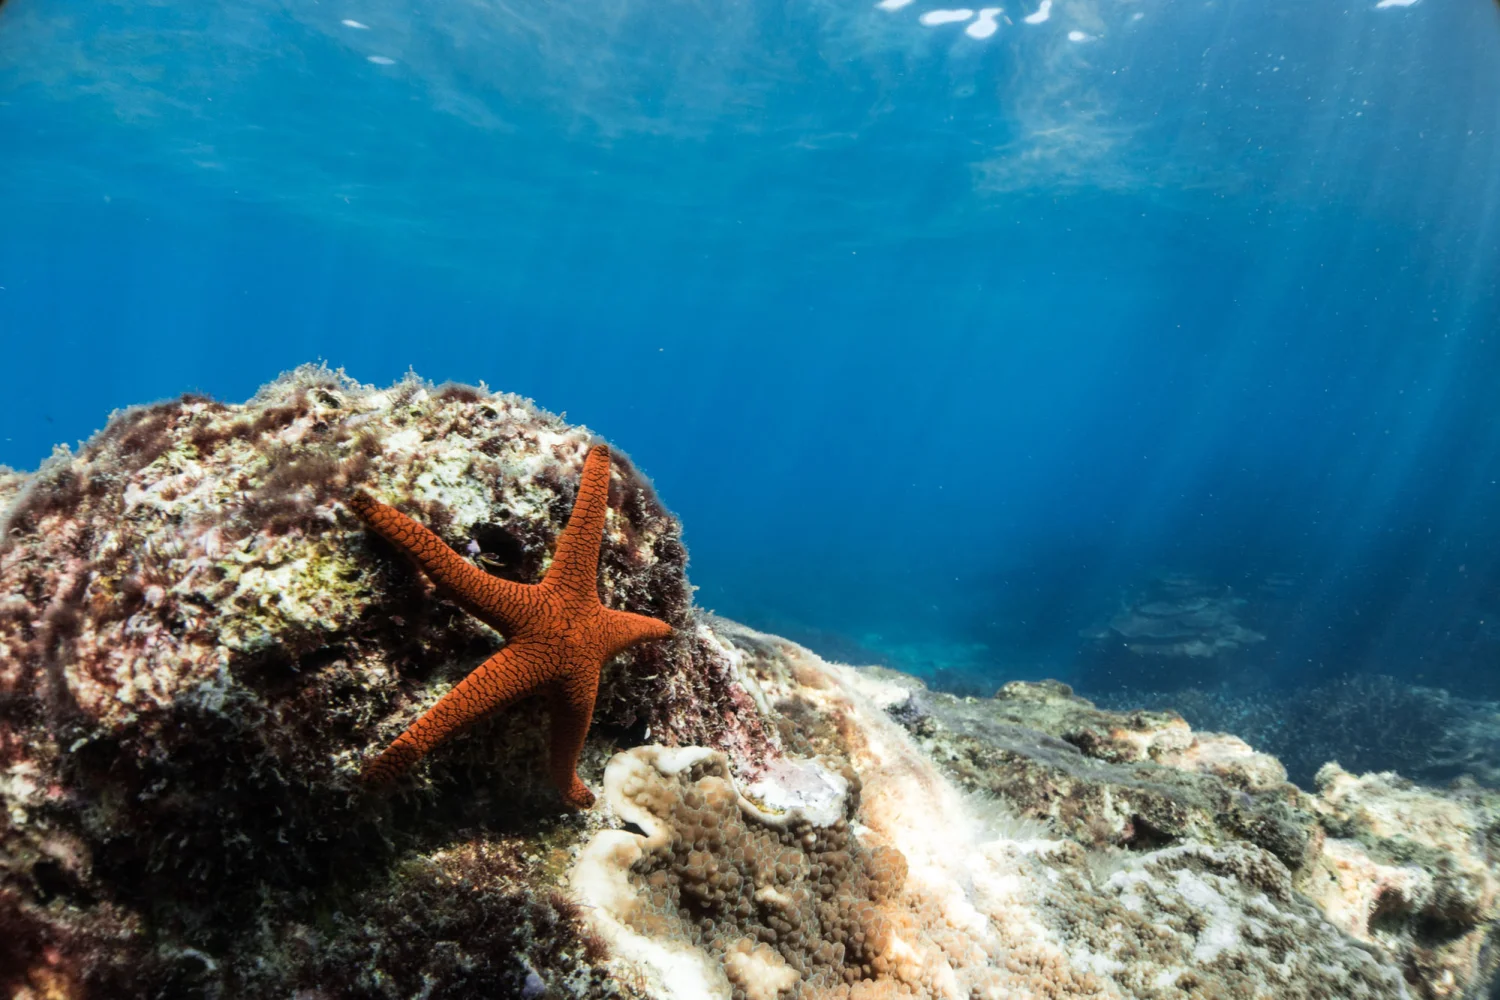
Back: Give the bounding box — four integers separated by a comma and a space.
348, 444, 672, 807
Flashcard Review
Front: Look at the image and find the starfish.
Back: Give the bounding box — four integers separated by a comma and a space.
348, 444, 672, 807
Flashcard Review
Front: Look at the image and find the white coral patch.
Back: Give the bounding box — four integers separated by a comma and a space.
741, 756, 848, 829
723, 940, 798, 1000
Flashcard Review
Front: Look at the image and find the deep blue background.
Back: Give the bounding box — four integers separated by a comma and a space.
3, 0, 1499, 695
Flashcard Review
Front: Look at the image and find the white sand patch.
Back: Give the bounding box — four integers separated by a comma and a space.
1374, 0, 1418, 7
341, 19, 369, 28
966, 7, 1003, 37
876, 0, 917, 10
1023, 0, 1051, 23
920, 8, 976, 25
1067, 29, 1094, 41
367, 55, 397, 65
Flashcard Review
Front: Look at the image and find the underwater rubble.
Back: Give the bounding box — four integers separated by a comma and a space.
2, 367, 1499, 999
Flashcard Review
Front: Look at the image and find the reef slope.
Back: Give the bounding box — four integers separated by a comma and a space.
1, 368, 1496, 999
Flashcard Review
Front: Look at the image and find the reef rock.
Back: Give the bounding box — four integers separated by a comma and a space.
573, 636, 1415, 1000
872, 673, 1500, 999
2, 368, 1498, 999
1306, 763, 1500, 994
0, 367, 767, 998
1079, 575, 1265, 690
0, 469, 25, 513
1106, 675, 1500, 791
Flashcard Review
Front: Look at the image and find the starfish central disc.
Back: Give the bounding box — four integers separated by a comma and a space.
348, 444, 672, 807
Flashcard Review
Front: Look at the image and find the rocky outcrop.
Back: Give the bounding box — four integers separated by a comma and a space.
0, 367, 770, 998
1110, 676, 1500, 790
3, 369, 1497, 999
872, 673, 1500, 998
573, 634, 1415, 999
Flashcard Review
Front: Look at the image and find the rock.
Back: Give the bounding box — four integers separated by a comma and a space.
1306, 763, 1500, 993
1110, 676, 1500, 791
871, 672, 1500, 999
576, 631, 1413, 999
0, 366, 771, 998
0, 467, 25, 512
4, 369, 1498, 998
570, 745, 906, 998
875, 675, 1317, 870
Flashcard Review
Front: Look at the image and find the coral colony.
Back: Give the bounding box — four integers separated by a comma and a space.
3, 366, 1499, 998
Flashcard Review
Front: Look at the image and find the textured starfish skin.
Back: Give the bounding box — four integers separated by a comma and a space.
348, 444, 672, 807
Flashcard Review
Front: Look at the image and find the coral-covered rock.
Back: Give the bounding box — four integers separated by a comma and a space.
1305, 764, 1500, 995
876, 673, 1312, 867
0, 367, 773, 998
868, 670, 1500, 999
571, 745, 922, 998
4, 370, 1498, 999
1081, 842, 1398, 999
595, 629, 1413, 999
1115, 675, 1500, 790
0, 467, 25, 512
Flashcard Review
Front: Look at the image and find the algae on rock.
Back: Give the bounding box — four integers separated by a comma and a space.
3, 368, 1499, 999
0, 367, 759, 998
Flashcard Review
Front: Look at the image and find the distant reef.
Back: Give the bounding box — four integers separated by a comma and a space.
1077, 574, 1269, 692
3, 366, 1500, 999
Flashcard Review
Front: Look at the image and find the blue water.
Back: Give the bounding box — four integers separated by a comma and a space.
3, 0, 1499, 698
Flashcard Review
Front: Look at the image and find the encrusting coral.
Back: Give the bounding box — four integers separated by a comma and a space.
2, 366, 1499, 999
349, 444, 673, 804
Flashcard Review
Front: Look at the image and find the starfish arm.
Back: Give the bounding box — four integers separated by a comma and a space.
600, 607, 673, 658
348, 491, 536, 634
543, 444, 612, 597
361, 644, 549, 783
546, 674, 601, 808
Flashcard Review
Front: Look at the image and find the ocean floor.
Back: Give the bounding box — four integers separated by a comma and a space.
3, 367, 1498, 998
